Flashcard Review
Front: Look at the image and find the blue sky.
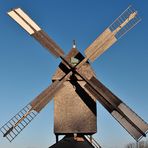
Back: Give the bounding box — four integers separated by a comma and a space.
0, 0, 148, 148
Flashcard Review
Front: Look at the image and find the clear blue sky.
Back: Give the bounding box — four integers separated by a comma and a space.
0, 0, 148, 148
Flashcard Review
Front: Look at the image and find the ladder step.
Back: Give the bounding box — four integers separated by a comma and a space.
109, 5, 141, 39
0, 104, 38, 142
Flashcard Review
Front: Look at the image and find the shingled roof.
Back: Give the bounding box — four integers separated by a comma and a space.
49, 136, 94, 148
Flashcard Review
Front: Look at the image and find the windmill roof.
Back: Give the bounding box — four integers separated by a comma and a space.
49, 136, 94, 148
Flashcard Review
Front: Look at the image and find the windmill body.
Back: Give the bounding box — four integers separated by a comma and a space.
1, 5, 148, 147
52, 47, 97, 135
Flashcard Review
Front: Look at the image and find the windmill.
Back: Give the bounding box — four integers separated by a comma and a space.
1, 5, 148, 147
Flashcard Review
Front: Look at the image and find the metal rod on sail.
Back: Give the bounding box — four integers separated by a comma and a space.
112, 11, 137, 35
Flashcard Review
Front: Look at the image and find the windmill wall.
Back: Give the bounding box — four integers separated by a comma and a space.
52, 48, 97, 135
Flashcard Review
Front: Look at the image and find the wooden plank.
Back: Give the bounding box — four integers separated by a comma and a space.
32, 30, 64, 57
84, 28, 117, 62
31, 80, 64, 112
84, 82, 114, 113
89, 35, 116, 61
112, 110, 143, 141
85, 29, 111, 55
8, 8, 64, 58
86, 76, 122, 107
31, 71, 73, 112
118, 103, 148, 133
84, 76, 148, 141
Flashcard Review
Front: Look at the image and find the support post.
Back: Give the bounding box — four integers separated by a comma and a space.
90, 135, 92, 144
55, 134, 58, 143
